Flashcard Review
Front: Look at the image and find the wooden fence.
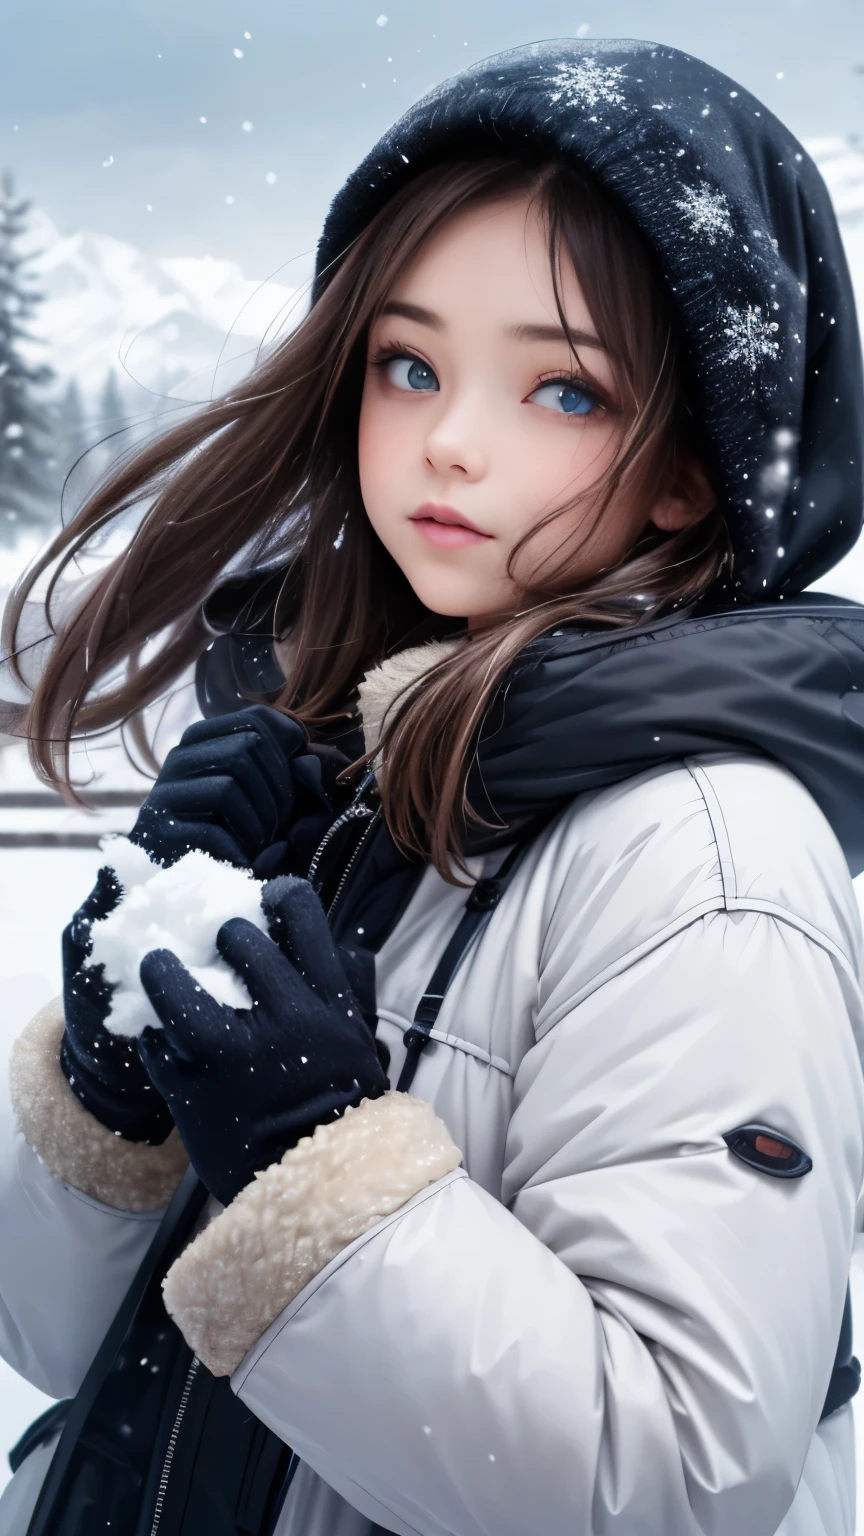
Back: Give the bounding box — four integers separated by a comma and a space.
0, 790, 145, 848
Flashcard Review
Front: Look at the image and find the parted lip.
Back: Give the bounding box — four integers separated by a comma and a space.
409, 502, 492, 536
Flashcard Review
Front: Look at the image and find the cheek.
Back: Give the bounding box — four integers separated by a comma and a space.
358, 385, 411, 506
504, 418, 629, 579
357, 389, 385, 502
505, 416, 617, 534
530, 414, 617, 491
357, 390, 413, 563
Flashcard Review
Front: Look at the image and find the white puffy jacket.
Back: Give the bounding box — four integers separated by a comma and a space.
1, 739, 863, 1536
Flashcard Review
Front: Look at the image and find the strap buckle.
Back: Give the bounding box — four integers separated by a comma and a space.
466, 877, 501, 912
402, 989, 447, 1056
401, 1025, 431, 1053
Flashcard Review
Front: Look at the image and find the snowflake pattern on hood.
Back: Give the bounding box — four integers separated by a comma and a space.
674, 182, 733, 244
312, 38, 863, 601
723, 304, 782, 371
548, 58, 628, 110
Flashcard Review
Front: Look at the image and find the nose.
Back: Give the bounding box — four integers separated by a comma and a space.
422, 391, 488, 481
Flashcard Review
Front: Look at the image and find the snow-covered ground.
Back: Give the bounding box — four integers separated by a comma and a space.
2, 133, 864, 1507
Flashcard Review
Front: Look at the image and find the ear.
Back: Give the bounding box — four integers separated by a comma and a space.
648, 449, 716, 533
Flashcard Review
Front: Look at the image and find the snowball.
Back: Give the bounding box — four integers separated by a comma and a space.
90, 837, 269, 1038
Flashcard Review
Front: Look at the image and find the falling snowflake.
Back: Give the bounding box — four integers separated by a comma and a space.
722, 304, 781, 371
674, 182, 732, 244
548, 57, 627, 110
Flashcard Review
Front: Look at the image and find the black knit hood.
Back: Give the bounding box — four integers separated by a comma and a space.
312, 37, 864, 602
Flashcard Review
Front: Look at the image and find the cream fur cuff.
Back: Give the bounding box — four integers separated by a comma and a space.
162, 1090, 462, 1378
9, 998, 188, 1214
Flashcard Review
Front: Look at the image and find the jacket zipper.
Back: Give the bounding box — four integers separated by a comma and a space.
149, 1354, 201, 1536
324, 809, 381, 923
307, 769, 378, 894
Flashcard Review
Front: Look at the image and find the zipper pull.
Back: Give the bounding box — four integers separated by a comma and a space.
351, 767, 378, 806
307, 766, 379, 889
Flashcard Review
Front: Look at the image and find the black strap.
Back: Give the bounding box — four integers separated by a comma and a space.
8, 1402, 71, 1477
396, 833, 536, 1095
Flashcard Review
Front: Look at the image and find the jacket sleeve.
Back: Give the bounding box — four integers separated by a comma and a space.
163, 907, 864, 1536
0, 998, 188, 1398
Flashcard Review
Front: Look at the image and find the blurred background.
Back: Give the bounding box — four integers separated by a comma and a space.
0, 0, 863, 1507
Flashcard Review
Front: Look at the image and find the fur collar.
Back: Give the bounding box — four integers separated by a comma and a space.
357, 638, 465, 756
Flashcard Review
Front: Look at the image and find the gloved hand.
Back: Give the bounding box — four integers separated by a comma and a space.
60, 866, 174, 1143
129, 706, 342, 877
137, 877, 389, 1205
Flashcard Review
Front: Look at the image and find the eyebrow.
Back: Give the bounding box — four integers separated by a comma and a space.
379, 300, 607, 351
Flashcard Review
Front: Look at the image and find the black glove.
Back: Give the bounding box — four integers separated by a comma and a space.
137, 877, 388, 1205
59, 867, 174, 1144
129, 706, 341, 877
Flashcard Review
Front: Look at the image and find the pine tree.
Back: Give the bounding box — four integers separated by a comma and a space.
50, 375, 100, 511
0, 171, 57, 546
89, 367, 131, 484
55, 377, 88, 476
99, 368, 126, 436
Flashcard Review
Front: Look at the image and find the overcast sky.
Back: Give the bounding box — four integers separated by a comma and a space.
1, 0, 862, 283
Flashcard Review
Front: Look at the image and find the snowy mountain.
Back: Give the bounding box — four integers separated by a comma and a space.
18, 208, 302, 409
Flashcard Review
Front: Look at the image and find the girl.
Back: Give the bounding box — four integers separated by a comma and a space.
2, 34, 864, 1536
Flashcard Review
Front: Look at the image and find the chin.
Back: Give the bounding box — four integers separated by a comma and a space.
407, 575, 484, 620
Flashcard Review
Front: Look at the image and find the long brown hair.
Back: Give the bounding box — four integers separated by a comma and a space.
4, 154, 730, 876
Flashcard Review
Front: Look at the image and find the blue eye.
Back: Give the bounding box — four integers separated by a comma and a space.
384, 356, 439, 392
529, 380, 596, 416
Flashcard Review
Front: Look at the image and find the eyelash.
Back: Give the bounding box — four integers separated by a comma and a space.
369, 341, 610, 413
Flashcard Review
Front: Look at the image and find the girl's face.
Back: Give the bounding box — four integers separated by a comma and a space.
358, 192, 710, 628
